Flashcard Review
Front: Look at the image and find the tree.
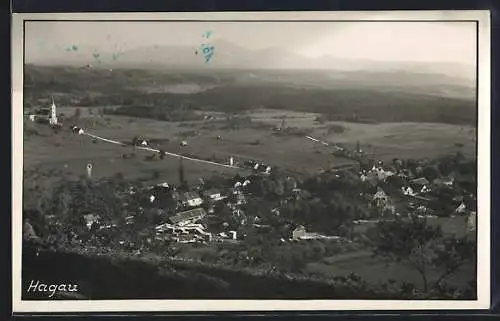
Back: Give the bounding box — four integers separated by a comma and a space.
373, 216, 476, 294
73, 108, 81, 121
39, 177, 123, 230
422, 165, 440, 182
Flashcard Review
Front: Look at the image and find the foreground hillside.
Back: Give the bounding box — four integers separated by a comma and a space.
22, 244, 474, 300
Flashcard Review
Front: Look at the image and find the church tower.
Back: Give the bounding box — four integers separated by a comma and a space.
49, 96, 58, 125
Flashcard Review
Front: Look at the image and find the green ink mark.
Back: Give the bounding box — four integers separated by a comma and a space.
112, 52, 120, 60
65, 45, 79, 52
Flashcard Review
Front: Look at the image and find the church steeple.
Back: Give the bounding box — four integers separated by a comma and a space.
49, 96, 58, 125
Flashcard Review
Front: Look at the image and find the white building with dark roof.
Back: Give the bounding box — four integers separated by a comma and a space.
169, 207, 207, 226
180, 191, 204, 207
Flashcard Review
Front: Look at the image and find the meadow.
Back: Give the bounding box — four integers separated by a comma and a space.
23, 106, 476, 187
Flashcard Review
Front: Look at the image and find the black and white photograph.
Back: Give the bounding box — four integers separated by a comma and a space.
12, 11, 491, 312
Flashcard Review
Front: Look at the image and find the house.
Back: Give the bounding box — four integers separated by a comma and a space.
420, 185, 431, 194
372, 187, 389, 208
23, 219, 40, 241
218, 231, 237, 241
372, 187, 395, 215
292, 225, 307, 240
156, 222, 212, 242
83, 214, 100, 230
286, 177, 298, 190
235, 193, 247, 206
467, 211, 476, 232
455, 202, 467, 214
363, 171, 379, 186
169, 207, 207, 226
410, 177, 430, 190
433, 177, 454, 188
180, 191, 203, 207
401, 186, 416, 196
156, 182, 170, 189
125, 216, 135, 225
291, 188, 309, 200
292, 225, 341, 241
202, 189, 226, 202
228, 185, 244, 196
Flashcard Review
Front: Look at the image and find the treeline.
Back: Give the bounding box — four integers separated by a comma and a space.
102, 105, 203, 122
90, 86, 476, 125
24, 65, 476, 125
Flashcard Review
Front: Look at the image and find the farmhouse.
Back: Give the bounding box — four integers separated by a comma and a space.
455, 202, 467, 214
292, 225, 341, 241
156, 222, 212, 242
291, 188, 310, 201
401, 186, 416, 196
467, 211, 477, 232
372, 187, 389, 208
180, 191, 204, 207
83, 214, 100, 230
23, 219, 40, 241
433, 177, 455, 188
371, 187, 396, 215
201, 189, 226, 201
169, 207, 207, 226
234, 193, 247, 206
410, 177, 431, 193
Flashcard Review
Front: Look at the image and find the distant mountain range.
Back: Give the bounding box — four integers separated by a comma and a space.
27, 39, 476, 85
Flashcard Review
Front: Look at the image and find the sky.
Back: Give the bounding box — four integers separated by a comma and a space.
25, 20, 477, 66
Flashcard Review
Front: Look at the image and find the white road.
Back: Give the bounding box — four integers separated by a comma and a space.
83, 132, 241, 170
305, 135, 343, 151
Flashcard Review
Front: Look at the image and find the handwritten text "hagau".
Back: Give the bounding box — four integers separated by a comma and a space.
27, 280, 79, 298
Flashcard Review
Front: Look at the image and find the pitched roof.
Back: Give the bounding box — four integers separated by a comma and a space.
181, 191, 201, 201
170, 208, 207, 224
373, 188, 388, 200
202, 189, 221, 197
411, 177, 430, 186
83, 214, 100, 221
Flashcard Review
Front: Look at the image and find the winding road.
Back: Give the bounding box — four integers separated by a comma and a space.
82, 132, 241, 170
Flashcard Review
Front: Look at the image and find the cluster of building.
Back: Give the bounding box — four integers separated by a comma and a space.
291, 225, 344, 241
133, 179, 253, 244
358, 159, 476, 228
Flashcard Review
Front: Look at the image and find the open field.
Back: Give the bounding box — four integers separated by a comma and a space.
23, 106, 476, 185
353, 216, 472, 238
305, 250, 474, 289
23, 66, 477, 184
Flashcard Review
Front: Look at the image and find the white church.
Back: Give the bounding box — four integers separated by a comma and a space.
28, 96, 59, 126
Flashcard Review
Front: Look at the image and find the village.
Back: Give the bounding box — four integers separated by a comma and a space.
25, 136, 477, 253
22, 96, 478, 294
25, 98, 477, 248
